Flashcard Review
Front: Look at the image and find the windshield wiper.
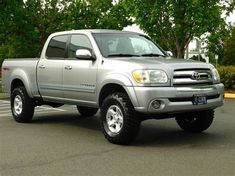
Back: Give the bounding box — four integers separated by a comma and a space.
107, 54, 140, 57
141, 53, 165, 57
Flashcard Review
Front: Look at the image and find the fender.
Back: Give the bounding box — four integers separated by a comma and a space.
97, 73, 139, 107
10, 68, 33, 98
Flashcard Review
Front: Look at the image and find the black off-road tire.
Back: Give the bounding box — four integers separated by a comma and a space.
100, 92, 140, 145
11, 86, 35, 123
76, 106, 98, 116
175, 110, 214, 133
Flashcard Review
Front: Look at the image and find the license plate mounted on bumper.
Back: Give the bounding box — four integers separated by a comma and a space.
192, 95, 207, 105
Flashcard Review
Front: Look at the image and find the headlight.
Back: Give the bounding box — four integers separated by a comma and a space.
132, 70, 168, 84
211, 67, 220, 83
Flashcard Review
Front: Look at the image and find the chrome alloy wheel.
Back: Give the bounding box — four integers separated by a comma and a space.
106, 105, 124, 134
13, 95, 23, 115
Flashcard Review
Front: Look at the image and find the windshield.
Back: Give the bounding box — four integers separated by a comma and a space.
93, 33, 165, 58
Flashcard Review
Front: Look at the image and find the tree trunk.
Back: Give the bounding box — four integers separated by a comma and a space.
175, 41, 186, 59
177, 47, 185, 58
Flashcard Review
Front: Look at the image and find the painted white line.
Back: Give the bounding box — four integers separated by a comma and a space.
0, 110, 11, 113
0, 105, 10, 109
36, 106, 66, 112
34, 108, 61, 113
0, 100, 66, 113
0, 101, 10, 104
0, 100, 10, 104
0, 106, 11, 112
0, 113, 12, 117
34, 111, 64, 116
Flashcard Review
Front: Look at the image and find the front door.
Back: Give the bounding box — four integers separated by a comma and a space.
63, 34, 97, 105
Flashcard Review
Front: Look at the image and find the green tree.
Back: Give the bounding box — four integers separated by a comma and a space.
0, 0, 69, 63
222, 27, 235, 66
23, 0, 70, 47
121, 0, 234, 58
0, 0, 26, 64
0, 0, 132, 66
206, 22, 231, 65
66, 0, 132, 30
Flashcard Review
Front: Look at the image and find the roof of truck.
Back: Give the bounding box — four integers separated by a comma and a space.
51, 29, 144, 36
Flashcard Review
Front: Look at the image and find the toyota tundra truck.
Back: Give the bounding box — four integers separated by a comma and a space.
1, 30, 224, 144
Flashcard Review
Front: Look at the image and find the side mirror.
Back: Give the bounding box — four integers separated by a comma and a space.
75, 49, 95, 60
166, 51, 173, 57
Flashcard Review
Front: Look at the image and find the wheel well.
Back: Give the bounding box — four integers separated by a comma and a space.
11, 79, 25, 92
99, 84, 127, 106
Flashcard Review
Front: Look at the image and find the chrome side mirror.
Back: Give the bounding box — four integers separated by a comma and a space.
75, 49, 94, 60
166, 51, 173, 57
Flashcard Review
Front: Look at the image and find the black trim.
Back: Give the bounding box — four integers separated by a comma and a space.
174, 68, 210, 71
169, 94, 220, 102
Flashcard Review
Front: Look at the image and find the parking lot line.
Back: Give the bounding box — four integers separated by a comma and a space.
37, 106, 66, 112
0, 109, 11, 114
0, 113, 13, 117
0, 100, 66, 117
0, 105, 11, 110
0, 100, 10, 104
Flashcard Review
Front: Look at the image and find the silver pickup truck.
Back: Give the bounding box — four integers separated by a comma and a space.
2, 29, 224, 144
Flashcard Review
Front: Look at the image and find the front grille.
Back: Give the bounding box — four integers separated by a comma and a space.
173, 68, 213, 86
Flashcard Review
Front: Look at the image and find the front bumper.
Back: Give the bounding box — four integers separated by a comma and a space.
127, 83, 224, 113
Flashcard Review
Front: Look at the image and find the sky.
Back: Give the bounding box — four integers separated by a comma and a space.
226, 10, 235, 24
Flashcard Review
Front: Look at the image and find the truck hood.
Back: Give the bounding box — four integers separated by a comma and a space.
109, 56, 211, 70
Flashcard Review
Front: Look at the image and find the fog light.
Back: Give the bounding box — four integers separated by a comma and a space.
151, 100, 161, 109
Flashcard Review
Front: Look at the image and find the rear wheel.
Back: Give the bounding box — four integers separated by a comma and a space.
76, 106, 98, 116
175, 110, 214, 132
11, 86, 35, 123
100, 92, 140, 145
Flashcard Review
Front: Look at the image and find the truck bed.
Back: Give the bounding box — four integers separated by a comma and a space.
2, 58, 40, 97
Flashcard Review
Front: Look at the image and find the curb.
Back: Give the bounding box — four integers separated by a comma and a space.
224, 93, 235, 99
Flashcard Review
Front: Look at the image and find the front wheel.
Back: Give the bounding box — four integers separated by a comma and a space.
100, 92, 140, 145
11, 86, 35, 123
175, 110, 214, 133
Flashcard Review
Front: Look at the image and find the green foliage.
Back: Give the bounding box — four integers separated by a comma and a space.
121, 0, 234, 58
65, 0, 132, 30
222, 27, 235, 66
0, 0, 132, 65
206, 23, 231, 65
217, 66, 235, 89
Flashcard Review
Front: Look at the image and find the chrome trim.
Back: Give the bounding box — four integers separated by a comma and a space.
173, 69, 213, 86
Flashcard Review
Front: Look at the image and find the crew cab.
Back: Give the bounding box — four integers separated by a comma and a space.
2, 30, 224, 144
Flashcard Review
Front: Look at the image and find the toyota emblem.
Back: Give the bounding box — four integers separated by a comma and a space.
191, 72, 200, 80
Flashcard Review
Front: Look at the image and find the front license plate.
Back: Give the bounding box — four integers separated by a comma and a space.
192, 95, 207, 105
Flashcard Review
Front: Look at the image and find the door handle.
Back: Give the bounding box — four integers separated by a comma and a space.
39, 65, 45, 69
65, 65, 72, 70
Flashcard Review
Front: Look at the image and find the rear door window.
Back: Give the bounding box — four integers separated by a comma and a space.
46, 35, 68, 59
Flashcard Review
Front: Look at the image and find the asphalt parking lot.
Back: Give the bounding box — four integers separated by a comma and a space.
0, 99, 234, 176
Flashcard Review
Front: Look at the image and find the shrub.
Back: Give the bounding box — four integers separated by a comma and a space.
217, 66, 235, 89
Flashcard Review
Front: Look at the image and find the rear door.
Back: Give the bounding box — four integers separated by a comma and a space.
37, 35, 68, 100
63, 34, 97, 105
